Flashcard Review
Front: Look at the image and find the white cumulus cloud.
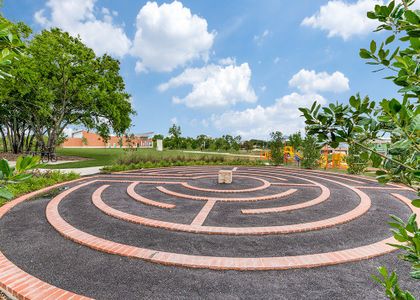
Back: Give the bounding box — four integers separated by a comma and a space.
159, 62, 257, 108
288, 69, 349, 93
302, 0, 420, 40
34, 0, 132, 57
211, 92, 327, 139
218, 57, 236, 65
209, 68, 349, 139
302, 0, 382, 40
131, 1, 215, 73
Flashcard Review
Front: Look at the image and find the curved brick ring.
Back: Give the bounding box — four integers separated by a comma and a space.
92, 180, 366, 234
181, 175, 271, 193
231, 172, 288, 182
156, 186, 297, 202
127, 182, 176, 209
46, 182, 419, 270
0, 178, 95, 300
241, 176, 330, 214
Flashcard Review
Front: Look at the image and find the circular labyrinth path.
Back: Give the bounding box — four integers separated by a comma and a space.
0, 166, 418, 299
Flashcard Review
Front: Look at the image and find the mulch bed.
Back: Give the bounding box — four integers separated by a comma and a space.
0, 152, 85, 162
0, 152, 22, 161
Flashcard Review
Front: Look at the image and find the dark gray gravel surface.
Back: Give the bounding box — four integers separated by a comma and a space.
0, 169, 419, 300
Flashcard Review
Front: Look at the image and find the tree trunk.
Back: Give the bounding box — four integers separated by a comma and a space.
0, 127, 7, 152
25, 134, 35, 152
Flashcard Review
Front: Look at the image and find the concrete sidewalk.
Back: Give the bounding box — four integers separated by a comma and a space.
8, 160, 102, 176
38, 166, 103, 176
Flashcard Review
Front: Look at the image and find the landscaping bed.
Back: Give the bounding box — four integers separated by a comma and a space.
0, 152, 85, 162
0, 171, 80, 208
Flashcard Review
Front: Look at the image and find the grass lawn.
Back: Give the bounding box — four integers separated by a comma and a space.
45, 148, 257, 169
43, 148, 378, 180
45, 148, 127, 168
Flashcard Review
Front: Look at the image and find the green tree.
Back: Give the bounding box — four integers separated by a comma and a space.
0, 16, 27, 79
152, 134, 164, 141
301, 134, 321, 169
288, 132, 303, 151
243, 140, 254, 151
233, 135, 242, 151
168, 124, 181, 149
196, 134, 210, 150
346, 142, 370, 174
270, 131, 284, 165
299, 0, 419, 297
0, 18, 31, 152
1, 28, 134, 152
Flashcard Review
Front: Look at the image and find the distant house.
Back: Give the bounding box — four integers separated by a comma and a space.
61, 130, 153, 149
321, 139, 391, 155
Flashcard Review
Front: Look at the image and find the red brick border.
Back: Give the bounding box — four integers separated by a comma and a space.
46, 182, 419, 270
156, 186, 297, 202
276, 166, 413, 189
190, 200, 217, 226
0, 177, 94, 300
127, 182, 176, 209
91, 180, 368, 235
181, 175, 271, 193
232, 172, 288, 182
241, 177, 330, 214
1, 166, 416, 297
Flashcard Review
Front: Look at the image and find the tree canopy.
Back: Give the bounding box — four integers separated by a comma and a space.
0, 28, 134, 152
299, 1, 419, 296
0, 13, 29, 78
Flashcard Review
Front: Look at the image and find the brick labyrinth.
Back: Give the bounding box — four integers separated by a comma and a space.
0, 166, 418, 299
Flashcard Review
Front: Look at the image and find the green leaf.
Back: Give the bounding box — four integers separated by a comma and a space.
407, 29, 420, 37
370, 40, 377, 53
11, 173, 32, 181
387, 0, 395, 12
410, 269, 420, 279
15, 156, 23, 172
370, 152, 383, 168
405, 10, 420, 24
367, 11, 377, 19
412, 199, 420, 208
385, 35, 395, 45
330, 140, 339, 149
376, 170, 387, 176
0, 159, 11, 178
393, 232, 407, 242
388, 99, 402, 113
360, 152, 369, 160
377, 174, 389, 184
349, 96, 360, 108
359, 49, 372, 59
0, 187, 13, 200
378, 266, 388, 278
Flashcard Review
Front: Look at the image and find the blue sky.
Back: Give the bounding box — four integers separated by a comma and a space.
4, 0, 408, 139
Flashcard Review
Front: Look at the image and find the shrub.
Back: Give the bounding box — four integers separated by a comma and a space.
270, 131, 284, 165
102, 157, 265, 173
301, 135, 321, 169
5, 170, 79, 199
346, 143, 370, 174
0, 156, 40, 200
